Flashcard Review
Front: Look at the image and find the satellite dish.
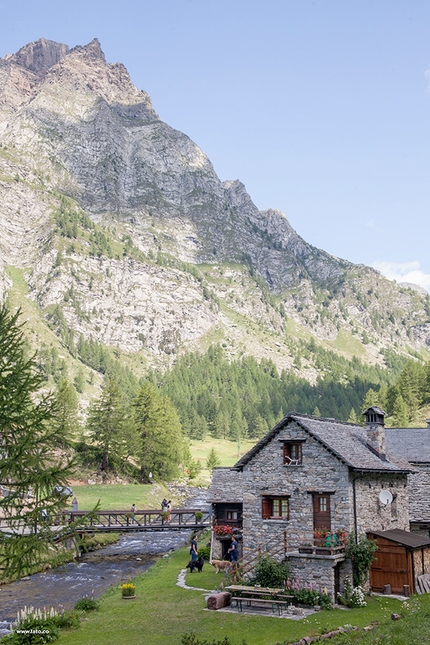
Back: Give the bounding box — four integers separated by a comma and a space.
379, 490, 393, 505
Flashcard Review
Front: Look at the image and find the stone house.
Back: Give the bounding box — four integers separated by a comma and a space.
209, 407, 413, 598
385, 420, 430, 537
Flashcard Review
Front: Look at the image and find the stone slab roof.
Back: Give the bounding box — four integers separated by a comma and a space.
368, 528, 430, 549
385, 428, 430, 463
234, 413, 413, 473
207, 467, 243, 503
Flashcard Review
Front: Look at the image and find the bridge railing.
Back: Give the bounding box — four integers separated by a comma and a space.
67, 508, 211, 531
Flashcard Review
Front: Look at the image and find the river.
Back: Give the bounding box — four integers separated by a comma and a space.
0, 487, 208, 632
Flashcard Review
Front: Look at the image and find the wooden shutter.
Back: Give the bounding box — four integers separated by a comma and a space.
262, 497, 272, 519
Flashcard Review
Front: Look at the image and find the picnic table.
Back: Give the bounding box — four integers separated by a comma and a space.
226, 585, 294, 615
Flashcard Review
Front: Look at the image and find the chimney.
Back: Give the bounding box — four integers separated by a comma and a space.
363, 406, 386, 458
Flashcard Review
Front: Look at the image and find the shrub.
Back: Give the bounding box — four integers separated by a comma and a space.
284, 579, 332, 609
74, 597, 99, 612
198, 545, 211, 561
181, 634, 247, 645
250, 555, 290, 588
2, 607, 79, 645
337, 576, 367, 608
346, 533, 378, 587
3, 618, 60, 644
50, 611, 80, 629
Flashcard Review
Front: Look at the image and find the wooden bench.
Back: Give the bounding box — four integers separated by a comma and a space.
232, 597, 292, 615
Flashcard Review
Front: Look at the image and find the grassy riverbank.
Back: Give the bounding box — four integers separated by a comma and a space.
69, 483, 170, 511
55, 544, 418, 645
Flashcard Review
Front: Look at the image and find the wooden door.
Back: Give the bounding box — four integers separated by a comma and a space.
370, 538, 413, 594
313, 494, 331, 531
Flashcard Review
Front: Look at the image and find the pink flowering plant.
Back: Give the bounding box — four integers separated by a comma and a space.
283, 578, 332, 609
213, 524, 234, 536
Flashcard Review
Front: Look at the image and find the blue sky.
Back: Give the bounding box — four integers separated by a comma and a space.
2, 0, 430, 291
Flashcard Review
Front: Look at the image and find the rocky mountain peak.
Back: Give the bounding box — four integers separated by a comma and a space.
4, 38, 69, 76
69, 38, 105, 62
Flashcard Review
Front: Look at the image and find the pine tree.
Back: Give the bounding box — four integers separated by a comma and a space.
392, 394, 409, 427
0, 305, 74, 579
86, 377, 133, 471
362, 388, 379, 410
214, 409, 230, 439
52, 377, 81, 446
397, 360, 425, 421
206, 448, 221, 472
73, 368, 85, 393
348, 408, 358, 423
133, 381, 187, 481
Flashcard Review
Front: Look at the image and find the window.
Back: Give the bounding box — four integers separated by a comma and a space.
226, 510, 238, 521
262, 497, 290, 520
319, 497, 327, 512
283, 442, 302, 465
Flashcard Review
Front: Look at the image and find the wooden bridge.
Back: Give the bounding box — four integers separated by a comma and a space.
67, 508, 211, 533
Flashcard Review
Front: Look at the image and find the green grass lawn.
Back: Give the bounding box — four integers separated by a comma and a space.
56, 545, 412, 645
69, 482, 170, 511
189, 437, 257, 485
190, 437, 256, 468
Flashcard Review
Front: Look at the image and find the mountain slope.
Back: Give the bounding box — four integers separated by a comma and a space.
0, 38, 429, 380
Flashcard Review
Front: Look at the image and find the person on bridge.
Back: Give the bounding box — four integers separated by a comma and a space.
190, 534, 198, 562
130, 503, 136, 524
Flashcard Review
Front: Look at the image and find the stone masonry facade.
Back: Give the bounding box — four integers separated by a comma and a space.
241, 421, 409, 558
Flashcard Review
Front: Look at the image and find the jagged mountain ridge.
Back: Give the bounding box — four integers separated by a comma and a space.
0, 38, 346, 289
0, 38, 429, 375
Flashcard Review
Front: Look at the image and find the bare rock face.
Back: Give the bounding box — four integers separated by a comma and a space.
0, 38, 429, 365
4, 38, 70, 76
0, 38, 346, 292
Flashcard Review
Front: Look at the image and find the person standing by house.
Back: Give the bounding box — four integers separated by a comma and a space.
228, 535, 239, 566
190, 534, 198, 562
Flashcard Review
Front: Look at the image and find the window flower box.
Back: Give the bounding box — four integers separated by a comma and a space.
213, 524, 234, 536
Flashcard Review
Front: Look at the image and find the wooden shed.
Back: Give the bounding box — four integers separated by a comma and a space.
367, 529, 430, 594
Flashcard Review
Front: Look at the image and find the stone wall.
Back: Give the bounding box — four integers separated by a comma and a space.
208, 468, 243, 503
287, 552, 353, 600
352, 473, 409, 534
241, 421, 352, 557
407, 464, 430, 523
